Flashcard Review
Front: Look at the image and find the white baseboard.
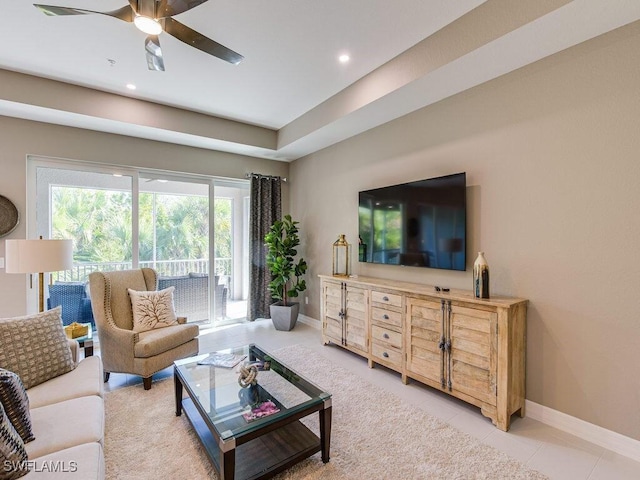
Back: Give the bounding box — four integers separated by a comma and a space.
526, 400, 640, 463
302, 313, 639, 462
297, 314, 320, 329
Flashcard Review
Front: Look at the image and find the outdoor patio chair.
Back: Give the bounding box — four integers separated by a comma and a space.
47, 282, 95, 328
158, 273, 228, 321
88, 268, 199, 390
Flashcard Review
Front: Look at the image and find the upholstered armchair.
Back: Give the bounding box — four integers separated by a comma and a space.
88, 268, 199, 390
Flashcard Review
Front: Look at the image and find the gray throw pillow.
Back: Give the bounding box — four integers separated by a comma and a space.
0, 370, 34, 443
0, 402, 29, 479
0, 307, 75, 389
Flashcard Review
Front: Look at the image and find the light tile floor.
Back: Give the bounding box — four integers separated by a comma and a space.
98, 319, 640, 480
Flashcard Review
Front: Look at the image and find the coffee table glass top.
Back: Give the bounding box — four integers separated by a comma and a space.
174, 344, 330, 441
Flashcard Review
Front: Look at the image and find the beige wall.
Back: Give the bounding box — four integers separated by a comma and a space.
0, 118, 288, 317
290, 22, 640, 439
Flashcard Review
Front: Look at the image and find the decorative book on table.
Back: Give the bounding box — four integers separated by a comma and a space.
242, 400, 280, 422
197, 353, 247, 368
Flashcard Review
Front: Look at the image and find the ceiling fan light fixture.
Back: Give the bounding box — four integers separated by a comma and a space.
36, 3, 243, 68
134, 15, 162, 35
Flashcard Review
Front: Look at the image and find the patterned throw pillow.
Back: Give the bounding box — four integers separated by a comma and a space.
128, 287, 178, 333
0, 402, 29, 479
0, 370, 34, 443
0, 307, 76, 390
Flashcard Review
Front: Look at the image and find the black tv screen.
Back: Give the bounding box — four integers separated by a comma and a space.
358, 172, 466, 270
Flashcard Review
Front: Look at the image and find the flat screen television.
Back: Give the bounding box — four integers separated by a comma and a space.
358, 172, 466, 270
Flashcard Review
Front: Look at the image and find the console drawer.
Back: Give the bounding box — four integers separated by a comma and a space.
371, 343, 402, 367
371, 307, 402, 329
371, 290, 402, 308
371, 325, 402, 349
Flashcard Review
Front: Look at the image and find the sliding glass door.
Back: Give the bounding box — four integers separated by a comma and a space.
213, 181, 250, 323
31, 159, 249, 327
139, 175, 212, 322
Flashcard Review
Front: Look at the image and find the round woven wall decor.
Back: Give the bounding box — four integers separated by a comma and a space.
0, 195, 19, 237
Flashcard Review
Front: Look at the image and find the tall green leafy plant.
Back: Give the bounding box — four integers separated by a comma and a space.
264, 215, 308, 306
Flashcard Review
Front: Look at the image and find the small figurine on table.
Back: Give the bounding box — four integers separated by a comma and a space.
237, 362, 259, 407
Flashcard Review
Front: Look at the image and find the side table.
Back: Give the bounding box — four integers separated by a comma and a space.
67, 324, 94, 357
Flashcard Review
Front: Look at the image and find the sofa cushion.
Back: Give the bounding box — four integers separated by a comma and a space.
0, 307, 75, 390
27, 356, 103, 410
134, 323, 199, 358
23, 443, 104, 480
0, 401, 29, 479
128, 287, 178, 333
25, 396, 104, 460
0, 369, 34, 443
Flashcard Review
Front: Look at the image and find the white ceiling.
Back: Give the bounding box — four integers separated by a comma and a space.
1, 1, 640, 161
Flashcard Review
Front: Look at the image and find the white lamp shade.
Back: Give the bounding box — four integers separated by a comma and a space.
5, 239, 73, 273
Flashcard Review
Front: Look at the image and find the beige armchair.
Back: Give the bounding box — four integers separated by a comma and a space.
88, 268, 199, 390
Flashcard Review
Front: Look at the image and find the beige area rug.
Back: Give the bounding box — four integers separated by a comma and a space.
104, 345, 547, 479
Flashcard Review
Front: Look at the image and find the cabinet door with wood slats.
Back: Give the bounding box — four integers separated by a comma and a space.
405, 298, 443, 385
345, 285, 367, 353
449, 305, 497, 406
322, 282, 343, 344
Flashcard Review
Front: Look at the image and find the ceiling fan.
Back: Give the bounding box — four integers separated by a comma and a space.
34, 0, 244, 71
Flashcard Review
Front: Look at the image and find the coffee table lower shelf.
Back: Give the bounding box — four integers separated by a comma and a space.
182, 398, 321, 480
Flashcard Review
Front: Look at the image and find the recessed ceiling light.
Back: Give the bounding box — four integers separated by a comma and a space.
338, 54, 350, 64
157, 179, 168, 183
126, 84, 136, 90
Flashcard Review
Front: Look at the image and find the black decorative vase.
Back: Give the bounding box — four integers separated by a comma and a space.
473, 252, 490, 299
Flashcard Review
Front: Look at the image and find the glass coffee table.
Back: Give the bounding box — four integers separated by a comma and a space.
174, 344, 332, 480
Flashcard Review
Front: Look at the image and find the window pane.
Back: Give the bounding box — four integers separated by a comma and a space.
37, 167, 134, 282
36, 167, 133, 327
140, 178, 210, 322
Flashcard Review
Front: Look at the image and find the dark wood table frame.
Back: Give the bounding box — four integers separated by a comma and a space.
174, 348, 331, 480
70, 324, 93, 357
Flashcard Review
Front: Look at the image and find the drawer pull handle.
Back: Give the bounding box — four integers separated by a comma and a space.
383, 314, 389, 320
382, 296, 389, 302
383, 352, 389, 358
383, 333, 390, 339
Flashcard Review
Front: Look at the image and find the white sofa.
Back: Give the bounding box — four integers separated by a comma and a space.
21, 340, 105, 479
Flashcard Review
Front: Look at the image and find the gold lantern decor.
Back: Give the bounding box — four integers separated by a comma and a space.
332, 234, 351, 277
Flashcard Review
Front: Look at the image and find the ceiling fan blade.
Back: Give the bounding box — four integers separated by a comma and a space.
157, 0, 210, 18
163, 17, 243, 65
145, 35, 165, 71
34, 4, 134, 22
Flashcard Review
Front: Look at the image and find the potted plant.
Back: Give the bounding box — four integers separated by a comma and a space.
264, 214, 308, 331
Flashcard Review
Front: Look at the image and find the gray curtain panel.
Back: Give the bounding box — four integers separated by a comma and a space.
247, 174, 282, 321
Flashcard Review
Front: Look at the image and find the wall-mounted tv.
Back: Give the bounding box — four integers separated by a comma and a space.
358, 172, 466, 271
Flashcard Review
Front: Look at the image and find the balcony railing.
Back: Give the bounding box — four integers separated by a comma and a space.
54, 258, 231, 283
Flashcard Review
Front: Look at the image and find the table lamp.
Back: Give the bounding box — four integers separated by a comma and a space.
5, 238, 74, 312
